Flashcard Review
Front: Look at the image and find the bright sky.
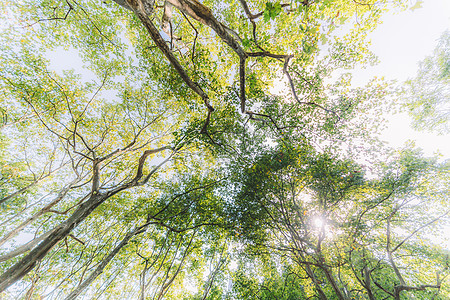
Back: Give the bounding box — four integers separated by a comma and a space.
358, 0, 450, 158
363, 0, 450, 248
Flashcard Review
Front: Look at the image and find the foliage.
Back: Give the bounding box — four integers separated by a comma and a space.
402, 30, 450, 134
0, 0, 448, 299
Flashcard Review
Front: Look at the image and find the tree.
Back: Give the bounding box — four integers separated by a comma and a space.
1, 0, 447, 299
402, 30, 450, 134
225, 139, 450, 299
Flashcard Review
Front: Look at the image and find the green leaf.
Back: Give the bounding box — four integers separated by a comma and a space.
410, 0, 423, 11
264, 2, 282, 22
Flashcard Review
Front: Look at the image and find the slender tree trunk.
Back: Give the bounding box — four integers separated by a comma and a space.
322, 266, 347, 300
304, 264, 328, 300
315, 250, 347, 300
363, 264, 376, 300
202, 247, 227, 300
156, 232, 195, 300
65, 225, 146, 300
139, 260, 149, 300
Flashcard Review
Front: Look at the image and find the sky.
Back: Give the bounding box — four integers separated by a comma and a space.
361, 0, 450, 248
358, 0, 450, 158
0, 1, 449, 292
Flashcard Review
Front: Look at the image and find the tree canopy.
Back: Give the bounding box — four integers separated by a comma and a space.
0, 0, 449, 299
402, 30, 450, 134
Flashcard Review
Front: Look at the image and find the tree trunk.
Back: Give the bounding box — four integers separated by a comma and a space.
322, 266, 347, 300
304, 264, 328, 300
0, 192, 104, 292
65, 225, 146, 300
0, 228, 56, 263
0, 147, 172, 292
363, 264, 376, 300
0, 182, 75, 247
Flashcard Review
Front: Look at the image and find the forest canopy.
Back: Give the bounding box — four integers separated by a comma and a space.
0, 0, 449, 299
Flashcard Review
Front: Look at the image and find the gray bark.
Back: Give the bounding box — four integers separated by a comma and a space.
0, 192, 104, 291
0, 147, 173, 292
